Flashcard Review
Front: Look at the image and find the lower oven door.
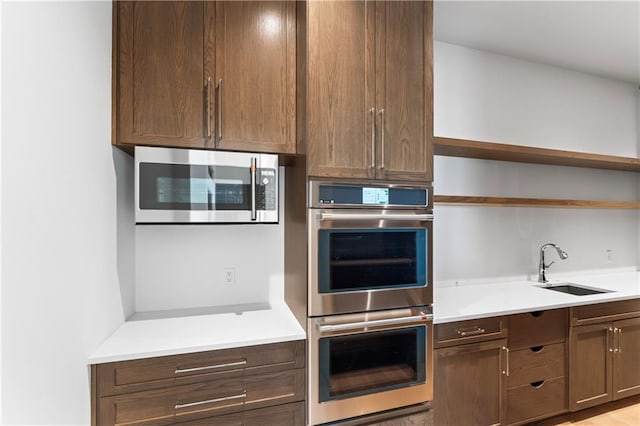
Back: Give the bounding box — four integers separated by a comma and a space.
308, 307, 434, 425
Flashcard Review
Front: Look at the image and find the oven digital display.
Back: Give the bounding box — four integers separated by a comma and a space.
362, 187, 389, 205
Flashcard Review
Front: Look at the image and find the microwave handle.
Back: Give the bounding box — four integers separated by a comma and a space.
318, 213, 433, 221
250, 158, 257, 221
317, 313, 433, 334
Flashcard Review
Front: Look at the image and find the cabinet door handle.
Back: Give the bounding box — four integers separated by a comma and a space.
217, 78, 223, 141
608, 327, 614, 352
250, 157, 257, 221
616, 327, 622, 353
174, 359, 247, 374
206, 77, 212, 139
456, 326, 485, 337
502, 346, 510, 376
175, 391, 246, 410
370, 107, 376, 169
379, 108, 385, 169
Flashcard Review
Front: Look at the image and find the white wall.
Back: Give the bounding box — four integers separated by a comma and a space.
1, 2, 132, 425
135, 171, 285, 312
433, 42, 639, 284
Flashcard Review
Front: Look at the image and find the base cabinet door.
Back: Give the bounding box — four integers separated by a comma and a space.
434, 339, 507, 426
612, 317, 640, 400
569, 323, 612, 411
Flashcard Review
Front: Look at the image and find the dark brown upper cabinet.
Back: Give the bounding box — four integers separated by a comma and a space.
304, 0, 433, 182
115, 1, 208, 149
114, 1, 296, 154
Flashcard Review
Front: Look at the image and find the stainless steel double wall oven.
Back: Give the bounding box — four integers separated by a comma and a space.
306, 180, 434, 425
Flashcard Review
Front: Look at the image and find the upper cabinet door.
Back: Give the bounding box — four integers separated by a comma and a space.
305, 0, 433, 182
376, 1, 433, 182
212, 1, 297, 154
116, 1, 208, 148
306, 1, 377, 179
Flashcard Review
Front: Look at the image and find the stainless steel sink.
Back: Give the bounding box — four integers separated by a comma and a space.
541, 283, 611, 296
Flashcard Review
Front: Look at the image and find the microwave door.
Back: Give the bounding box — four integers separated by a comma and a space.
135, 147, 278, 223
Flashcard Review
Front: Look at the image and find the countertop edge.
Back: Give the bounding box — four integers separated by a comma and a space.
88, 332, 306, 365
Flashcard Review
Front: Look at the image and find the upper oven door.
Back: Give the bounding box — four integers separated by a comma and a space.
135, 147, 278, 223
308, 208, 433, 316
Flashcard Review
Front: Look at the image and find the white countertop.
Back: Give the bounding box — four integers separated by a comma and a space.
88, 302, 306, 364
434, 270, 640, 324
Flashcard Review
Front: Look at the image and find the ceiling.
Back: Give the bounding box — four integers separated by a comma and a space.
434, 0, 640, 85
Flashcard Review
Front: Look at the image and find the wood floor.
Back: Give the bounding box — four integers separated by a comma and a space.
535, 395, 640, 425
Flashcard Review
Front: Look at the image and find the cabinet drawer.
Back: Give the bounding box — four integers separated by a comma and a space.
98, 369, 305, 426
435, 317, 506, 348
507, 342, 565, 388
508, 309, 567, 350
96, 340, 304, 396
506, 377, 566, 425
571, 299, 640, 326
173, 402, 305, 426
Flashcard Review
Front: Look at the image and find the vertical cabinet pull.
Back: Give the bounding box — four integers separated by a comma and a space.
502, 346, 510, 376
206, 77, 212, 139
217, 78, 223, 140
379, 109, 385, 169
250, 158, 257, 221
608, 327, 614, 352
370, 107, 376, 169
616, 327, 622, 353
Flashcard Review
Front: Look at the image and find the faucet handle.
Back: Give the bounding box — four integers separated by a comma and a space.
545, 261, 556, 269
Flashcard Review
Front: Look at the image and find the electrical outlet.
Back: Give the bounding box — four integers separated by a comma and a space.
606, 249, 613, 263
223, 267, 236, 285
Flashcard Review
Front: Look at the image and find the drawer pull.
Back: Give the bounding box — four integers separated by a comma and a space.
175, 360, 247, 374
530, 380, 545, 389
530, 345, 544, 353
174, 391, 246, 410
457, 327, 485, 337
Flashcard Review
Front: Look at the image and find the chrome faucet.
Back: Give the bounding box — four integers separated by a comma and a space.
538, 243, 568, 283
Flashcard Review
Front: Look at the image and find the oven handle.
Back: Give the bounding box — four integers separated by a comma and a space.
317, 313, 433, 334
318, 213, 433, 222
250, 157, 257, 221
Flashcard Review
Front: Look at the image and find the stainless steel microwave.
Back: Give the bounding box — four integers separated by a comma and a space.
135, 146, 278, 224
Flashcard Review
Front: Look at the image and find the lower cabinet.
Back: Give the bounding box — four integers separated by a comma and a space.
91, 340, 305, 426
434, 310, 569, 426
569, 300, 640, 411
505, 309, 568, 425
433, 317, 508, 426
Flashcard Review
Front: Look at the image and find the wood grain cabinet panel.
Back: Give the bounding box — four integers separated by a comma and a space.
569, 322, 613, 411
173, 402, 305, 426
569, 305, 640, 412
435, 316, 506, 348
508, 309, 567, 350
612, 317, 640, 400
506, 309, 568, 425
306, 0, 376, 179
115, 1, 207, 148
506, 377, 566, 425
376, 1, 433, 182
114, 0, 296, 154
507, 343, 565, 388
211, 1, 296, 154
92, 341, 305, 426
97, 340, 304, 396
305, 0, 432, 182
433, 338, 507, 426
98, 369, 304, 426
